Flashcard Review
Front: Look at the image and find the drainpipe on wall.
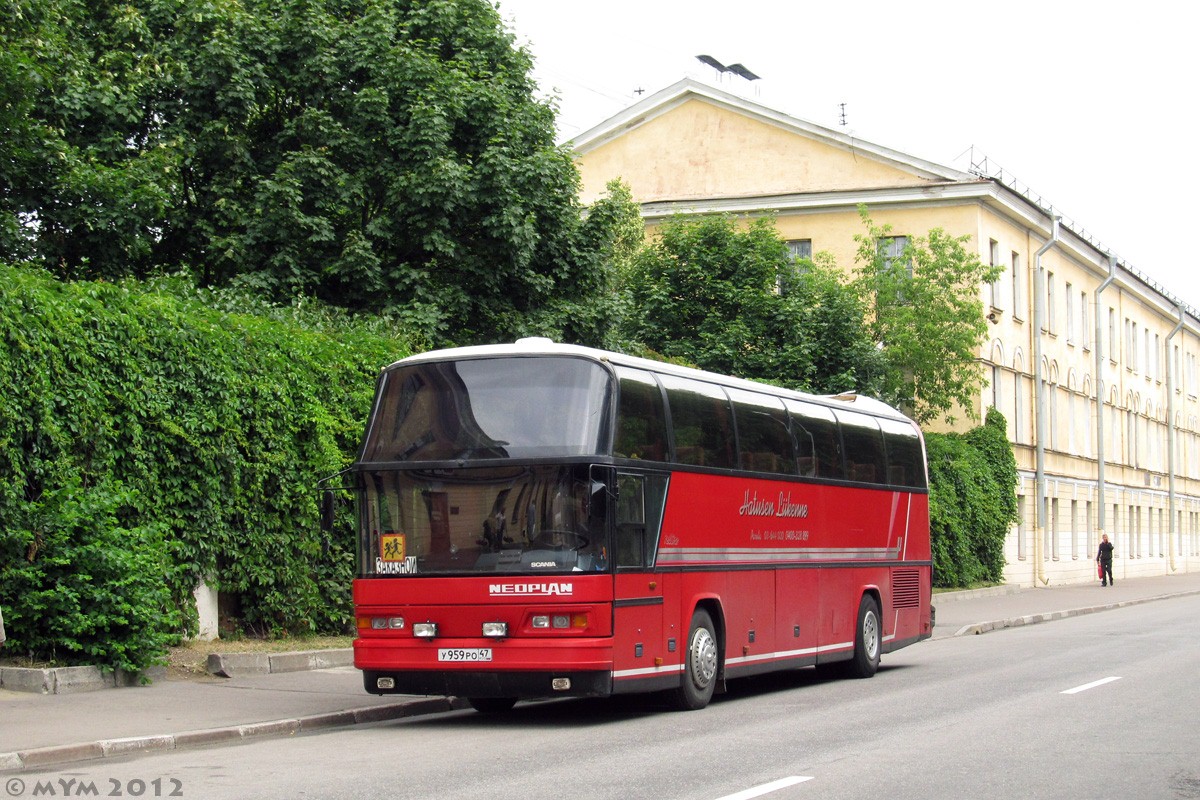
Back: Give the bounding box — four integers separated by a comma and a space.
1033, 217, 1060, 586
1166, 304, 1185, 574
1094, 255, 1117, 570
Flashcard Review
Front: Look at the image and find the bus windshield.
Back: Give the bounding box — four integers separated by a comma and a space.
358, 464, 609, 576
360, 356, 611, 463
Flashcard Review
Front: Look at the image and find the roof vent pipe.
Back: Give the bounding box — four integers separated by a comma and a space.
1166, 304, 1185, 574
1093, 255, 1118, 565
1032, 217, 1060, 587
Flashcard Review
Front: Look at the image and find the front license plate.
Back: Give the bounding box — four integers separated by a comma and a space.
438, 648, 493, 662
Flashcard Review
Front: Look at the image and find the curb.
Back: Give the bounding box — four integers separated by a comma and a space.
0, 649, 352, 694
0, 696, 472, 773
951, 589, 1200, 637
0, 666, 167, 695
933, 585, 1023, 603
205, 648, 354, 678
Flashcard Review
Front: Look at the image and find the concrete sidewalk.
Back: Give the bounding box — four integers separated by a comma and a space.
4, 570, 1200, 773
930, 570, 1200, 639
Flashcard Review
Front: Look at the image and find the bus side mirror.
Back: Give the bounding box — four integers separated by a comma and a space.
320, 490, 336, 532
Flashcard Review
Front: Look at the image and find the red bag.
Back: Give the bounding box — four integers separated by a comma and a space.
1097, 561, 1103, 579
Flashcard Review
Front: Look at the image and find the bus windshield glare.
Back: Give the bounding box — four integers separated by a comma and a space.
360, 356, 610, 463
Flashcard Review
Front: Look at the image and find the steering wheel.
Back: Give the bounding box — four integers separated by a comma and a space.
528, 529, 590, 550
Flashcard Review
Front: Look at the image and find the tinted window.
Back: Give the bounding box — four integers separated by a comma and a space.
615, 471, 669, 569
836, 410, 886, 484
362, 357, 610, 462
783, 399, 843, 479
727, 387, 795, 475
614, 367, 669, 462
879, 417, 927, 488
660, 375, 735, 469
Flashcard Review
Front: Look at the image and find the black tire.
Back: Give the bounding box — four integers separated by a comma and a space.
846, 595, 882, 679
467, 697, 518, 713
670, 608, 719, 710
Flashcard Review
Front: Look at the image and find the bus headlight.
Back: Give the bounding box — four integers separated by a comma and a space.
531, 613, 588, 631
359, 616, 405, 630
482, 622, 508, 638
412, 622, 438, 639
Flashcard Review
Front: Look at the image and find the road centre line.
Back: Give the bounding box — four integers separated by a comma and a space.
1061, 676, 1122, 694
714, 776, 814, 800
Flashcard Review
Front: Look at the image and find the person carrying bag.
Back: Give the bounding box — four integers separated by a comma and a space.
1096, 534, 1115, 587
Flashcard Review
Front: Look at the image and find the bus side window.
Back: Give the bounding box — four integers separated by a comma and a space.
879, 418, 927, 488
836, 410, 886, 485
616, 472, 668, 569
614, 367, 668, 461
660, 376, 735, 469
727, 388, 795, 475
783, 399, 843, 480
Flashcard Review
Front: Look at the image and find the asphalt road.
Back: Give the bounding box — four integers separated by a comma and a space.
14, 594, 1200, 800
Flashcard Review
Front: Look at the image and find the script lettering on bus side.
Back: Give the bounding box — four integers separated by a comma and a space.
376, 556, 418, 574
738, 489, 809, 519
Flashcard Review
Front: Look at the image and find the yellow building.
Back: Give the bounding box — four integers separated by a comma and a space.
572, 78, 1200, 587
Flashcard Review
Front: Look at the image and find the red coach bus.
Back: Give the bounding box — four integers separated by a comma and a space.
351, 339, 932, 711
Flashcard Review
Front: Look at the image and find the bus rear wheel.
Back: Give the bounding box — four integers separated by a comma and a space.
670, 608, 718, 711
467, 697, 517, 713
847, 595, 882, 679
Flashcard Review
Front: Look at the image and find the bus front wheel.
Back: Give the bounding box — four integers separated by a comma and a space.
671, 608, 718, 711
847, 595, 882, 679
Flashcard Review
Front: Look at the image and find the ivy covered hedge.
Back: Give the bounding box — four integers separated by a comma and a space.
926, 409, 1019, 587
0, 265, 408, 671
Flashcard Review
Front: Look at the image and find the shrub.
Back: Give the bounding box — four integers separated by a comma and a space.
926, 409, 1018, 587
0, 265, 409, 668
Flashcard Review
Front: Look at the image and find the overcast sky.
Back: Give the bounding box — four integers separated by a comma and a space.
496, 0, 1196, 311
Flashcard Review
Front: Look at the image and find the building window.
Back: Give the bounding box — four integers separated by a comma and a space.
989, 239, 1002, 310
1011, 251, 1024, 321
1147, 331, 1156, 381
776, 240, 813, 293
1065, 281, 1074, 345
1081, 291, 1090, 350
1045, 271, 1056, 334
878, 235, 910, 275
1132, 323, 1139, 372
1108, 308, 1117, 362
786, 239, 812, 261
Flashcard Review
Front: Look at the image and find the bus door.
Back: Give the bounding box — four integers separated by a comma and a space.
611, 471, 670, 692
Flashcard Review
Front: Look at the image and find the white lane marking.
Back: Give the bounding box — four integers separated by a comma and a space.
714, 776, 814, 800
1061, 676, 1122, 694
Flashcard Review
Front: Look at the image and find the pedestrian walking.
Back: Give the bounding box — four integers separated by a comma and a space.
1096, 533, 1115, 587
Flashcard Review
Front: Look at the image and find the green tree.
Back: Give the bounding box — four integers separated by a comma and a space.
1, 0, 591, 347
853, 206, 1002, 424
561, 178, 646, 350
624, 213, 880, 393
0, 0, 176, 275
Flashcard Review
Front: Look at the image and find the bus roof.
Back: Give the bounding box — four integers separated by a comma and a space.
387, 338, 917, 427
